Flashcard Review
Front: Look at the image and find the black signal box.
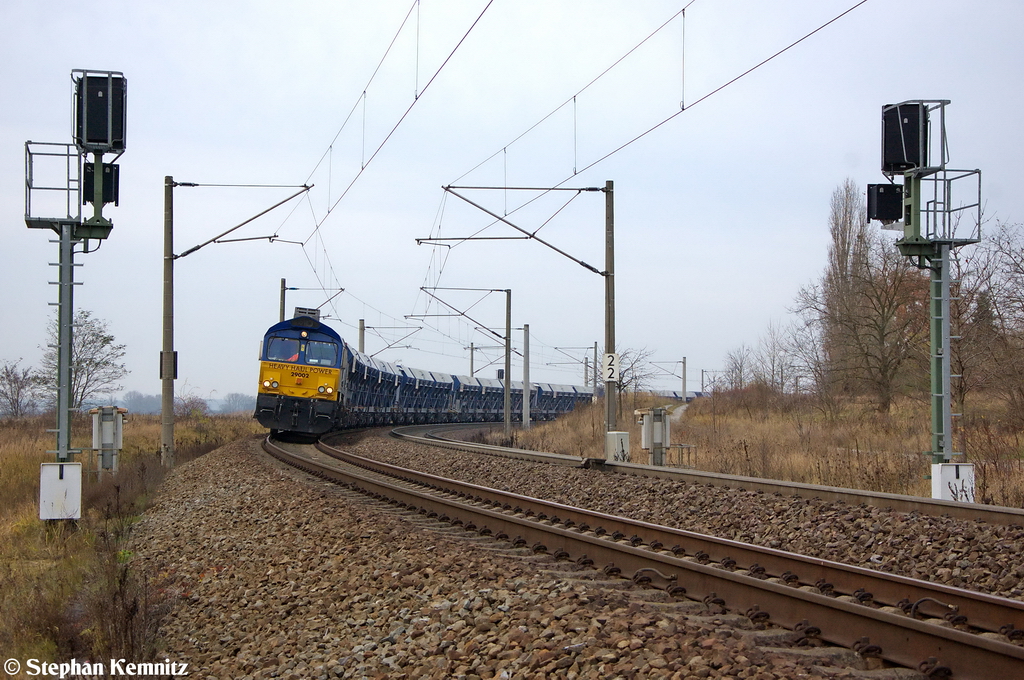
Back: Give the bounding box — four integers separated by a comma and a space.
74, 74, 127, 153
882, 103, 927, 174
83, 163, 120, 206
867, 183, 903, 222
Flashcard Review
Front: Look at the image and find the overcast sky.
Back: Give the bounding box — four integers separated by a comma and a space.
2, 0, 1022, 403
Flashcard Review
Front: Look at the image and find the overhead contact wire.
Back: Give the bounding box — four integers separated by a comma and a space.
297, 1, 494, 327
452, 7, 686, 185
563, 0, 870, 183
312, 0, 496, 237
304, 1, 420, 186
445, 0, 869, 245
422, 0, 867, 360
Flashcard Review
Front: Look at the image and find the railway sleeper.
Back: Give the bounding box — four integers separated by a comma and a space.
266, 437, 1024, 677
757, 646, 893, 673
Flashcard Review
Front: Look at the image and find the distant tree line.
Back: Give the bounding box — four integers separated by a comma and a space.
718, 178, 1024, 425
122, 391, 255, 416
0, 310, 255, 419
0, 310, 128, 418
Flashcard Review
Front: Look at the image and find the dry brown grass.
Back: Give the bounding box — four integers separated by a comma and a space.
498, 389, 1024, 507
485, 394, 668, 460
681, 390, 931, 496
0, 412, 264, 666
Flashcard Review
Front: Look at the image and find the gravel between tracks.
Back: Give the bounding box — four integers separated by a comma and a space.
130, 437, 928, 679
343, 429, 1024, 601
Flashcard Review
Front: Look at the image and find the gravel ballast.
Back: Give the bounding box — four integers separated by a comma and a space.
343, 430, 1024, 601
129, 437, 927, 679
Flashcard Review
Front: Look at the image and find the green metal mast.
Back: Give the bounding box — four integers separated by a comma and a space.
896, 173, 953, 464
24, 70, 126, 464
887, 100, 981, 465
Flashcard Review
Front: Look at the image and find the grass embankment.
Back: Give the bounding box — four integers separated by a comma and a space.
483, 393, 674, 459
490, 391, 1024, 508
0, 412, 263, 667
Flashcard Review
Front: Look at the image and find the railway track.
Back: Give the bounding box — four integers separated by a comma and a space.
263, 434, 1024, 679
391, 423, 1024, 527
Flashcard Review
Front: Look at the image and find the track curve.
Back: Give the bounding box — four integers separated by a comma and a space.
264, 434, 1024, 679
391, 424, 1024, 526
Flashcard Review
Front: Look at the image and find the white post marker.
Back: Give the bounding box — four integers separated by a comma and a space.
602, 353, 620, 383
605, 431, 630, 462
602, 352, 626, 460
931, 463, 975, 502
40, 463, 82, 520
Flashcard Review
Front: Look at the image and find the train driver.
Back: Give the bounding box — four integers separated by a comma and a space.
267, 337, 300, 363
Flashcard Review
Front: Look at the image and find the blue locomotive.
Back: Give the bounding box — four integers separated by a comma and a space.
255, 316, 593, 435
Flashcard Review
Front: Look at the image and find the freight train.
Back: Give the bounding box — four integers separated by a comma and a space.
255, 315, 594, 435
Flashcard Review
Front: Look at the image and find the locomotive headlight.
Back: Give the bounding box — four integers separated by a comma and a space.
326, 387, 334, 394
318, 386, 326, 394
271, 381, 279, 388
262, 380, 271, 388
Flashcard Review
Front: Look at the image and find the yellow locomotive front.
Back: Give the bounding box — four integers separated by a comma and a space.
255, 317, 344, 434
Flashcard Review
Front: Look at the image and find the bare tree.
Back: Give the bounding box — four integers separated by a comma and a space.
723, 344, 752, 390
795, 181, 928, 413
988, 222, 1024, 323
0, 359, 39, 418
947, 244, 1001, 410
792, 179, 871, 408
123, 391, 162, 414
982, 222, 1024, 422
786, 314, 843, 420
39, 310, 129, 410
616, 346, 657, 394
605, 346, 659, 415
175, 394, 210, 419
821, 177, 872, 392
845, 230, 927, 411
750, 321, 795, 393
220, 392, 256, 414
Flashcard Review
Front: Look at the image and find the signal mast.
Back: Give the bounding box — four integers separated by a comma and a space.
866, 100, 980, 500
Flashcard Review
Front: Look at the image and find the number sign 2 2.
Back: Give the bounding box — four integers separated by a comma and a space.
602, 353, 620, 383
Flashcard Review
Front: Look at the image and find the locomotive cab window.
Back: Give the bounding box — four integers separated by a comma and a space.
267, 337, 300, 362
305, 341, 338, 366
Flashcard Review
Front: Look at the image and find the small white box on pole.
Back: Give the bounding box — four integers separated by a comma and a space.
605, 431, 629, 462
39, 462, 83, 520
90, 405, 126, 472
931, 463, 975, 502
636, 407, 670, 465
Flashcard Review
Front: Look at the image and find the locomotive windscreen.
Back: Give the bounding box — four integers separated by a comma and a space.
305, 341, 338, 366
266, 337, 300, 362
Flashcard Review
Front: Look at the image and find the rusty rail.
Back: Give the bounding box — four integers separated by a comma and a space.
390, 424, 1024, 526
264, 436, 1024, 679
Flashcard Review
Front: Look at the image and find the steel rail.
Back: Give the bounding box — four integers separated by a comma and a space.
390, 424, 1024, 526
264, 436, 1024, 679
322, 436, 1024, 637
